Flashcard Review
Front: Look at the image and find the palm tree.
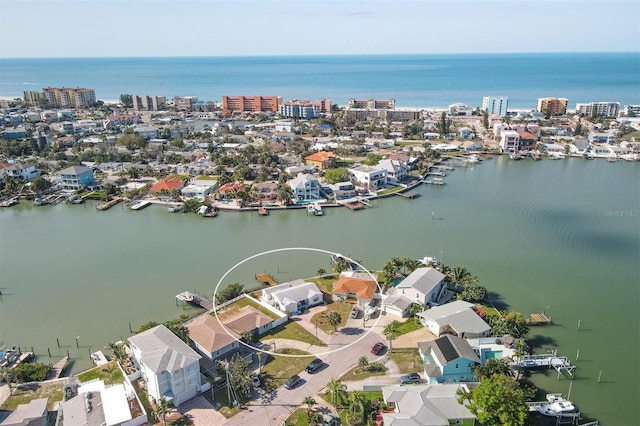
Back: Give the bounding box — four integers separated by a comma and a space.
326, 311, 342, 332
358, 356, 369, 371
348, 391, 370, 425
384, 322, 401, 353
303, 396, 317, 420
327, 378, 347, 408
108, 341, 128, 365
153, 396, 171, 426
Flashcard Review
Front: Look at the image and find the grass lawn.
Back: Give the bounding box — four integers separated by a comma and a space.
310, 301, 352, 335
387, 348, 424, 374
260, 348, 313, 388
76, 361, 124, 385
339, 364, 387, 382
259, 321, 326, 347
377, 186, 404, 196
389, 317, 423, 336
284, 408, 313, 426
218, 296, 280, 320
1, 381, 64, 411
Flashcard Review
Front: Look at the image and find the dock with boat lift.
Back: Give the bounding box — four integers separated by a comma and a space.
519, 351, 576, 378
175, 291, 213, 311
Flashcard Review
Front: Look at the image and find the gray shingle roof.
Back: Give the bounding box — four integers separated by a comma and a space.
419, 335, 480, 365
128, 324, 201, 374
396, 268, 445, 296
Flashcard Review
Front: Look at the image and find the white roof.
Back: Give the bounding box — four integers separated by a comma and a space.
418, 301, 490, 336
128, 324, 201, 374
396, 267, 445, 297
103, 384, 133, 425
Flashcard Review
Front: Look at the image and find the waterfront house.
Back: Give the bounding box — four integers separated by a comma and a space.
349, 165, 388, 191
381, 384, 475, 426
305, 150, 337, 170
128, 324, 202, 407
1, 163, 40, 181
466, 336, 517, 365
332, 271, 378, 306
288, 173, 321, 202
570, 138, 590, 156
181, 180, 217, 200
149, 176, 185, 194
185, 314, 241, 362
217, 182, 248, 199
253, 181, 279, 201
417, 300, 491, 338
56, 165, 97, 190
418, 334, 480, 384
517, 130, 537, 150
376, 159, 408, 184
393, 267, 447, 310
499, 130, 520, 153
0, 398, 48, 426
261, 279, 323, 314
382, 294, 417, 318
461, 141, 483, 152
330, 181, 357, 200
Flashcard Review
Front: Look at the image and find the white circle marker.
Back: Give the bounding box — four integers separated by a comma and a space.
212, 247, 383, 357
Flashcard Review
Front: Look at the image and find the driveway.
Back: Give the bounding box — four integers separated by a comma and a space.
222, 323, 381, 426
171, 395, 227, 425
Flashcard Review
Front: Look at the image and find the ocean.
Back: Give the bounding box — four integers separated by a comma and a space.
1, 52, 639, 109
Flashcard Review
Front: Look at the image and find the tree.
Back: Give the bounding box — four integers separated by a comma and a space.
223, 352, 253, 404
348, 390, 374, 425
408, 302, 423, 317
153, 396, 172, 426
457, 284, 487, 303
240, 331, 256, 345
216, 282, 245, 303
333, 258, 351, 274
361, 153, 382, 166
323, 167, 351, 184
473, 358, 512, 380
119, 94, 133, 108
30, 176, 52, 193
327, 378, 348, 408
574, 119, 582, 136
182, 198, 201, 213
438, 111, 451, 137
0, 366, 14, 395
108, 341, 128, 365
449, 266, 477, 288
316, 267, 327, 276
384, 322, 400, 352
11, 362, 50, 382
358, 356, 369, 371
482, 110, 489, 130
327, 311, 342, 331
303, 396, 317, 421
491, 311, 529, 339
458, 373, 528, 426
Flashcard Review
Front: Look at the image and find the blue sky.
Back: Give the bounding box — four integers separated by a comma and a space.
0, 0, 638, 58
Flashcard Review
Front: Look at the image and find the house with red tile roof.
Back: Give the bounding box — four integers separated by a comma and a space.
332, 271, 378, 306
149, 176, 184, 193
217, 182, 248, 198
305, 151, 338, 170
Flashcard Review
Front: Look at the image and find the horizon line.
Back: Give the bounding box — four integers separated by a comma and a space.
1, 50, 638, 60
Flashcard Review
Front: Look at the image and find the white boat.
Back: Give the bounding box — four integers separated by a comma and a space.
419, 256, 440, 266
538, 394, 579, 417
548, 152, 565, 160
130, 200, 151, 210
467, 154, 480, 163
196, 205, 209, 216
606, 155, 619, 162
307, 203, 323, 216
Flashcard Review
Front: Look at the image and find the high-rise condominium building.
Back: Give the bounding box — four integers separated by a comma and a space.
536, 98, 568, 116
482, 96, 509, 116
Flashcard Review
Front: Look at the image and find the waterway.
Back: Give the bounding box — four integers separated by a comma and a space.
1, 156, 638, 424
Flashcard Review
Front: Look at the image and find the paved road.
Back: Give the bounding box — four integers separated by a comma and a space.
223, 325, 382, 426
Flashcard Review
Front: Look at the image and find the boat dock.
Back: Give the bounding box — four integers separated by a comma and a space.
396, 189, 421, 199
256, 273, 278, 286
175, 291, 213, 311
519, 352, 576, 378
47, 356, 69, 380
96, 197, 123, 210
424, 178, 445, 185
130, 200, 151, 210
527, 312, 552, 325
90, 350, 109, 367
0, 198, 19, 207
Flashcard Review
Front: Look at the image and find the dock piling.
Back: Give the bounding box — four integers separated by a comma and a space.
577, 319, 581, 331
56, 338, 60, 348
598, 371, 602, 383
576, 349, 580, 361
48, 348, 51, 357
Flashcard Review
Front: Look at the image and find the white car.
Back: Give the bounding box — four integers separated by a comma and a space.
350, 305, 360, 319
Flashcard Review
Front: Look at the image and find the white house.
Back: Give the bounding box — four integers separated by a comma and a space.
417, 300, 491, 338
288, 173, 321, 202
128, 325, 202, 407
349, 165, 388, 190
382, 293, 416, 318
1, 163, 40, 181
393, 267, 446, 309
376, 159, 408, 184
181, 180, 217, 200
261, 279, 323, 314
382, 384, 475, 426
500, 130, 520, 153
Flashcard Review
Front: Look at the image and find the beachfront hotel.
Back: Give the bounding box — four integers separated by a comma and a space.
575, 102, 620, 118
536, 97, 568, 116
41, 87, 96, 109
482, 96, 509, 116
222, 95, 282, 115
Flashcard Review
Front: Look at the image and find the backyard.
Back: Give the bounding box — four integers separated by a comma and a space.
0, 381, 64, 411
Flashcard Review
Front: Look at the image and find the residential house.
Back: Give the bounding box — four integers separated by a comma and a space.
132, 125, 160, 140
253, 181, 278, 201
56, 165, 97, 190
457, 127, 475, 140
460, 141, 483, 152
570, 138, 590, 155
181, 180, 217, 200
393, 267, 446, 309
376, 159, 408, 185
417, 301, 491, 338
517, 131, 537, 150
448, 102, 474, 116
382, 384, 475, 426
0, 398, 48, 426
149, 177, 185, 194
60, 379, 148, 426
332, 272, 378, 306
217, 182, 248, 199
382, 293, 417, 318
288, 173, 321, 202
261, 279, 323, 314
305, 151, 337, 170
418, 334, 481, 384
128, 324, 202, 407
0, 127, 27, 139
2, 163, 40, 181
499, 130, 520, 153
349, 165, 387, 191
466, 336, 517, 365
330, 181, 357, 200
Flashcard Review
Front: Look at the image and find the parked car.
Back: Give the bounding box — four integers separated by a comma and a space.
305, 358, 323, 374
250, 373, 261, 388
350, 305, 360, 319
371, 342, 385, 355
400, 372, 421, 385
284, 374, 301, 390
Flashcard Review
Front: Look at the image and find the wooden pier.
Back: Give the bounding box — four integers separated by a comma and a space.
47, 356, 69, 380
396, 189, 421, 199
96, 197, 123, 211
527, 312, 552, 325
176, 291, 213, 310
256, 273, 278, 286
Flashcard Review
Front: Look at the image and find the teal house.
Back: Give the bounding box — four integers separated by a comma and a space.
418, 334, 480, 384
